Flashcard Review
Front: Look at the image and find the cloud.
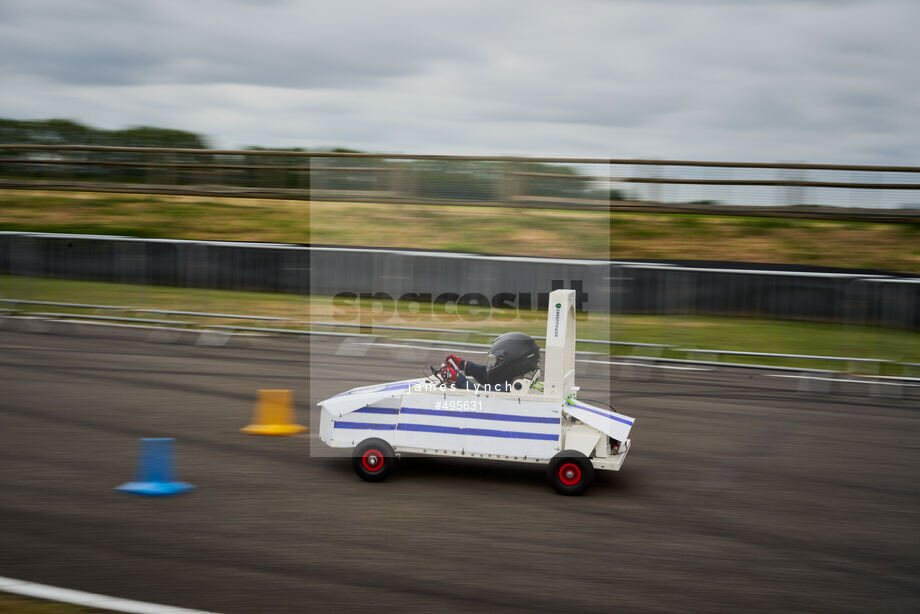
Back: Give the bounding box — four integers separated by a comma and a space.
1, 0, 486, 87
0, 0, 917, 163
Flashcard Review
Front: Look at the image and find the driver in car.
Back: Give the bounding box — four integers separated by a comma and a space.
437, 332, 540, 392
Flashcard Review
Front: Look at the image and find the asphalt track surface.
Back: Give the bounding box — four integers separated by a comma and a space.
0, 325, 918, 613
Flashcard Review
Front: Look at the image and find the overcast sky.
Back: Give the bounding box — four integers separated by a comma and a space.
1, 0, 917, 163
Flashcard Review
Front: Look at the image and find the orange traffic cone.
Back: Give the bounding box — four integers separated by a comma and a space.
241, 389, 308, 436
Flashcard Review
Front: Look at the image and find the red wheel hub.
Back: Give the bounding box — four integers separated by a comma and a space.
361, 449, 384, 472
558, 462, 582, 486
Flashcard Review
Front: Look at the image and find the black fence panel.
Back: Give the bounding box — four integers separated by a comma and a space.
1, 233, 917, 329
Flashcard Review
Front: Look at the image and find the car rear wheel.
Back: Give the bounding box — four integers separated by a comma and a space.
352, 438, 396, 482
547, 450, 594, 495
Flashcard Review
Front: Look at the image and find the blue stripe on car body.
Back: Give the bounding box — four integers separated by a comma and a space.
353, 407, 400, 415
397, 423, 558, 441
333, 421, 558, 441
333, 421, 397, 430
351, 406, 558, 423
332, 381, 414, 398
566, 400, 634, 426
399, 407, 558, 424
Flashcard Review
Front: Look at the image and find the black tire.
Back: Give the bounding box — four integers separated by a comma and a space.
352, 438, 397, 482
547, 450, 594, 495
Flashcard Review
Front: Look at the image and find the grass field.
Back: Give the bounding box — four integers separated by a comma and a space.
3, 275, 918, 373
2, 190, 919, 271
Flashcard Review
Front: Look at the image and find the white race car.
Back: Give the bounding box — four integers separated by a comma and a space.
317, 289, 634, 495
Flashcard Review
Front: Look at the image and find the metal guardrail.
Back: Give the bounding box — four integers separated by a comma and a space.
3, 298, 919, 385
4, 144, 920, 170
676, 349, 886, 374
0, 298, 639, 348
623, 355, 838, 373
2, 144, 920, 217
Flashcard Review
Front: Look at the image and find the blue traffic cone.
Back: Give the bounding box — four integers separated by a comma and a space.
116, 438, 195, 496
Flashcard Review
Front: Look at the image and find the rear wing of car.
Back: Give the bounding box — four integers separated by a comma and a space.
562, 398, 634, 442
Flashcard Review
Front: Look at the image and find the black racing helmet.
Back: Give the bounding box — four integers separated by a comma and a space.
487, 332, 540, 383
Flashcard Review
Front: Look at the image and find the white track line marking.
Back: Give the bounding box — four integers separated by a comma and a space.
0, 576, 219, 614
